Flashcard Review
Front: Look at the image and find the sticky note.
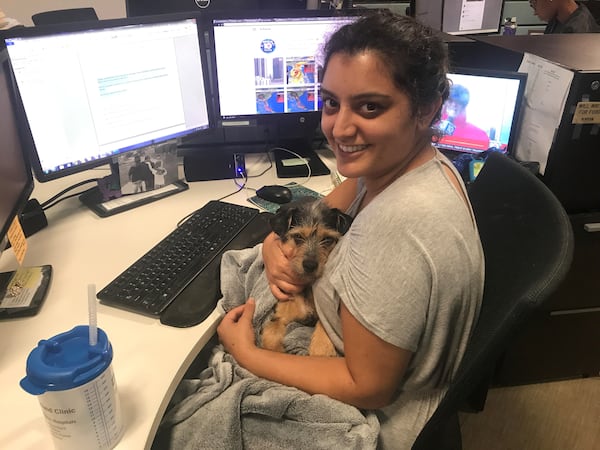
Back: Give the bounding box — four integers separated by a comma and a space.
7, 216, 27, 265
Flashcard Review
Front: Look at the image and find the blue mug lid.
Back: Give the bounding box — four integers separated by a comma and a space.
20, 325, 113, 395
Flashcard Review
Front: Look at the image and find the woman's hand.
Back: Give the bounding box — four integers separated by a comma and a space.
217, 299, 257, 360
262, 232, 306, 301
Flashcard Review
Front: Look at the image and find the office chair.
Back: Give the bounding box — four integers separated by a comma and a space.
411, 152, 574, 450
31, 8, 98, 26
583, 0, 600, 25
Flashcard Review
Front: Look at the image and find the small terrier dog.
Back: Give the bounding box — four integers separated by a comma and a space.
260, 198, 352, 357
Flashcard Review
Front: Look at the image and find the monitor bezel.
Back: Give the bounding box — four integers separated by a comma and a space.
0, 48, 34, 246
3, 12, 214, 183
436, 66, 528, 157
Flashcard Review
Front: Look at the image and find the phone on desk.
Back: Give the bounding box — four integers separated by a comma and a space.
0, 265, 52, 319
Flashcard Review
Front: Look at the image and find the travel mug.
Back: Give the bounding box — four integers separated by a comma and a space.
20, 325, 123, 450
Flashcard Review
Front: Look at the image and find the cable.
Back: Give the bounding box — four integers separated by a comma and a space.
222, 169, 248, 201
40, 178, 100, 211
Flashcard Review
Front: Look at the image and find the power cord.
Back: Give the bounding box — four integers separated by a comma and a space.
40, 178, 100, 211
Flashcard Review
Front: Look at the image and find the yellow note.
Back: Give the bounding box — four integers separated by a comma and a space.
7, 216, 27, 265
572, 102, 600, 124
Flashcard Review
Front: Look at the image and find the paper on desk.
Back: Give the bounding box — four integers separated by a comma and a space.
515, 53, 574, 175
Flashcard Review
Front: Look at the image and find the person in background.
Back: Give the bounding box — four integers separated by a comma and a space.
530, 0, 600, 33
143, 155, 156, 190
218, 10, 484, 449
128, 155, 150, 193
439, 84, 490, 151
153, 160, 167, 188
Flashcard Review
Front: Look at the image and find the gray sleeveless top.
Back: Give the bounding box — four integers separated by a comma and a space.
313, 150, 484, 449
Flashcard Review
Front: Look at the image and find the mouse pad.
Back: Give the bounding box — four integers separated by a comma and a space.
247, 182, 323, 213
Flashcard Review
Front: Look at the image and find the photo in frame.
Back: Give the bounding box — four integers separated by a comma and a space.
117, 140, 181, 195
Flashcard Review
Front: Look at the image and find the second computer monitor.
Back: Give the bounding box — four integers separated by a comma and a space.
209, 11, 362, 143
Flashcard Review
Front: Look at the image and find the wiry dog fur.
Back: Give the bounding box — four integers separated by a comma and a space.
260, 198, 352, 357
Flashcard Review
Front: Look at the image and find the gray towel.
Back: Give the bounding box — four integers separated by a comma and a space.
155, 245, 380, 449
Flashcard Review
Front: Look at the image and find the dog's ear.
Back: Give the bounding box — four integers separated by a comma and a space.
322, 207, 353, 235
269, 206, 296, 238
333, 210, 353, 235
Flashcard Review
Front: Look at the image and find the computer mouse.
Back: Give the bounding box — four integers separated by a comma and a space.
256, 185, 293, 204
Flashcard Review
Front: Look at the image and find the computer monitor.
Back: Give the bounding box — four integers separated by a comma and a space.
411, 0, 505, 35
0, 48, 53, 318
4, 14, 211, 213
0, 48, 33, 251
434, 67, 527, 180
181, 10, 363, 180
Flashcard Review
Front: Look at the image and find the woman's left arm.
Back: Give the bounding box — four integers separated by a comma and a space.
218, 299, 412, 409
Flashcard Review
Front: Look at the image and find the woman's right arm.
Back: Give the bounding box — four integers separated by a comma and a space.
262, 178, 359, 300
323, 178, 358, 211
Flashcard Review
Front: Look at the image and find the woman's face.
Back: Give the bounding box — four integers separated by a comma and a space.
530, 0, 558, 22
320, 51, 434, 183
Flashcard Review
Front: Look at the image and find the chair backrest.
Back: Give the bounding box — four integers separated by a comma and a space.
583, 0, 600, 25
412, 152, 574, 449
32, 8, 98, 26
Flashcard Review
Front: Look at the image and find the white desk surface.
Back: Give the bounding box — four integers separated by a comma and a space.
0, 151, 337, 450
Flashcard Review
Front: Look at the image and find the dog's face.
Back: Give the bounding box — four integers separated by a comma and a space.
269, 199, 352, 283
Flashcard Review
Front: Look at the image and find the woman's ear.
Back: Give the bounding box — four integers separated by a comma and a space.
418, 96, 443, 130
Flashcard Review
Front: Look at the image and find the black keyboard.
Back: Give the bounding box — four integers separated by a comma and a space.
97, 201, 260, 317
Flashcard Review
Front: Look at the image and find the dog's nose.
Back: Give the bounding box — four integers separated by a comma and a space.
303, 259, 318, 274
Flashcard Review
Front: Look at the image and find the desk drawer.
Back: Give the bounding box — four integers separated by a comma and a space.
543, 213, 600, 312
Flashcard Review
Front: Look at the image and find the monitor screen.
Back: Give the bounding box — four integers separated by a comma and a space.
210, 12, 361, 122
0, 49, 33, 247
205, 10, 360, 151
433, 67, 527, 182
413, 0, 504, 35
4, 15, 211, 182
434, 68, 527, 155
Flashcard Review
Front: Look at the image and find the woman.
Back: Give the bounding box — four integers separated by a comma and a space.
530, 0, 600, 33
218, 11, 484, 448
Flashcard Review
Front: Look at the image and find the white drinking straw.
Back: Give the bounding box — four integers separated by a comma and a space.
88, 283, 98, 346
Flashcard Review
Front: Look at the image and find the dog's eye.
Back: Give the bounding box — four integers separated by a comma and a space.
292, 235, 305, 245
321, 237, 337, 247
